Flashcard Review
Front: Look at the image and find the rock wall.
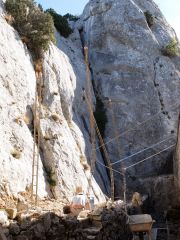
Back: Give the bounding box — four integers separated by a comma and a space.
0, 0, 107, 203
54, 30, 110, 197
5, 210, 129, 240
174, 115, 180, 204
0, 3, 46, 197
40, 41, 106, 202
80, 0, 180, 196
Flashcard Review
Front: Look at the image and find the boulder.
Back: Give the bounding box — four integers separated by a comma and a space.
5, 208, 17, 220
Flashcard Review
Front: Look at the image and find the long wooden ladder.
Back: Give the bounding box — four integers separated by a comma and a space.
83, 46, 114, 201
83, 91, 115, 201
84, 46, 97, 198
31, 73, 43, 205
84, 46, 97, 174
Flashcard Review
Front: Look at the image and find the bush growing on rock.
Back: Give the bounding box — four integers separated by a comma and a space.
11, 149, 22, 159
48, 179, 57, 187
5, 0, 55, 59
64, 13, 79, 22
161, 38, 180, 57
144, 11, 154, 28
94, 96, 107, 138
46, 8, 73, 38
46, 168, 57, 187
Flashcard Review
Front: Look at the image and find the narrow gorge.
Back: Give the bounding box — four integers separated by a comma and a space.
0, 0, 180, 239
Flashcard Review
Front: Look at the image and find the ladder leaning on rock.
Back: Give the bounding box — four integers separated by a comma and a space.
31, 60, 43, 206
83, 46, 115, 202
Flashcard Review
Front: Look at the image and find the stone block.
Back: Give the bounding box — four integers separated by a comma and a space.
5, 208, 17, 220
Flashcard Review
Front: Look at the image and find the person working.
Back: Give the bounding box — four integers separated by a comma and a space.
70, 186, 90, 217
131, 192, 143, 214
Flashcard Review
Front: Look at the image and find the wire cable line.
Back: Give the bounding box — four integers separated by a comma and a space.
124, 144, 175, 170
93, 101, 180, 151
96, 144, 175, 176
96, 159, 124, 176
111, 136, 173, 166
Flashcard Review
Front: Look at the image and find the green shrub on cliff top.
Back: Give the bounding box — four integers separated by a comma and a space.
5, 0, 55, 59
64, 13, 79, 22
46, 8, 72, 38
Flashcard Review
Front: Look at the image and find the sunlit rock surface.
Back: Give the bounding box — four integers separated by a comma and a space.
80, 0, 180, 195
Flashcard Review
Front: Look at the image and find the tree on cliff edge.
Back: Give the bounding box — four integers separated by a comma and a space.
5, 0, 55, 59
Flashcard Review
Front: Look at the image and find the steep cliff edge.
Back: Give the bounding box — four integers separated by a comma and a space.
78, 0, 180, 204
0, 0, 106, 203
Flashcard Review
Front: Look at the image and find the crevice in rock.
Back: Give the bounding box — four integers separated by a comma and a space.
78, 27, 111, 193
153, 57, 171, 120
81, 115, 90, 135
79, 27, 85, 55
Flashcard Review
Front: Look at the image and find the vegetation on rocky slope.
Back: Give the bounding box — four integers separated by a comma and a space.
46, 8, 73, 38
64, 13, 79, 22
161, 38, 180, 57
5, 0, 55, 59
94, 96, 108, 138
144, 10, 154, 28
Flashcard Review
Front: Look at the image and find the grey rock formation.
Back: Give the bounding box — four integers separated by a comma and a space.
80, 0, 180, 196
55, 30, 110, 195
41, 42, 106, 202
174, 116, 180, 203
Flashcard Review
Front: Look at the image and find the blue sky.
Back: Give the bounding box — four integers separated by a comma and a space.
36, 0, 180, 38
36, 0, 89, 16
155, 0, 180, 38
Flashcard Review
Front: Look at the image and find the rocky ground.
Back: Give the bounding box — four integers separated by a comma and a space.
1, 189, 180, 240
167, 207, 180, 240
0, 191, 130, 240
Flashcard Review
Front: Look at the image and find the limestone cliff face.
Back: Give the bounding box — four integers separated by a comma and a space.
0, 2, 46, 197
80, 0, 180, 195
0, 0, 106, 203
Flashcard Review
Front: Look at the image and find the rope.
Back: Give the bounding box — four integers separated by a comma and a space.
96, 159, 124, 176
75, 93, 178, 159
125, 144, 175, 170
111, 136, 173, 166
96, 143, 176, 176
93, 101, 180, 151
74, 95, 175, 174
